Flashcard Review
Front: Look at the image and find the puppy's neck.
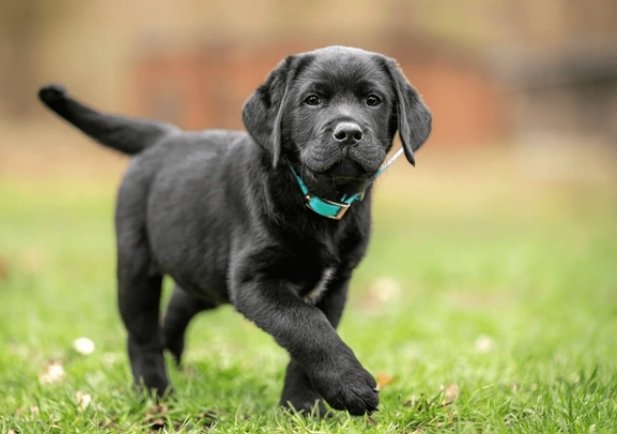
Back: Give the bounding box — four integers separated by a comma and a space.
294, 167, 372, 203
261, 160, 372, 223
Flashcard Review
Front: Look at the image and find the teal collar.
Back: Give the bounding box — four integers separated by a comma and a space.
289, 165, 364, 220
288, 147, 404, 220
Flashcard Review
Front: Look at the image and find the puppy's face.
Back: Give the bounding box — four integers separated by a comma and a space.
243, 46, 432, 198
287, 49, 395, 193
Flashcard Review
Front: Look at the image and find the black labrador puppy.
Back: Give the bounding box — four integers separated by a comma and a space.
38, 46, 431, 416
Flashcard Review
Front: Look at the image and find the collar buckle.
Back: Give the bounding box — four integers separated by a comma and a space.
304, 194, 351, 220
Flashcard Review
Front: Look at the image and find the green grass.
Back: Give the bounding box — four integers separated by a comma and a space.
1, 154, 616, 433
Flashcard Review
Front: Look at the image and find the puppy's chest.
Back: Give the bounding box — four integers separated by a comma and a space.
286, 230, 349, 304
301, 267, 336, 305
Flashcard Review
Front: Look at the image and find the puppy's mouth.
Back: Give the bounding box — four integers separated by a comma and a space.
301, 142, 385, 177
299, 145, 385, 199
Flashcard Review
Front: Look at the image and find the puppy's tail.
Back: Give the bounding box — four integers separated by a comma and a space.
38, 84, 177, 155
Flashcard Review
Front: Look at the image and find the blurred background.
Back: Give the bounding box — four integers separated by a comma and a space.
2, 0, 617, 142
1, 1, 616, 430
1, 0, 617, 174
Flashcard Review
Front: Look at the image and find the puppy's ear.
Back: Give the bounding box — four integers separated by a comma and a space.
384, 59, 432, 166
242, 56, 296, 168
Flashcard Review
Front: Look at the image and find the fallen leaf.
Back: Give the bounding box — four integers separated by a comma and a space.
73, 337, 95, 355
39, 361, 65, 384
369, 277, 402, 303
474, 335, 494, 353
75, 391, 92, 410
442, 384, 459, 405
376, 372, 396, 389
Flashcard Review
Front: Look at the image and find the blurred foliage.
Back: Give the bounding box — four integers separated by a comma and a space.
1, 0, 616, 119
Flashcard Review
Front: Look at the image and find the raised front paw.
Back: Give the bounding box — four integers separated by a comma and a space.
310, 357, 379, 416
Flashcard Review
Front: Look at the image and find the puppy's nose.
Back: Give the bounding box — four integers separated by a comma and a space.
333, 122, 363, 146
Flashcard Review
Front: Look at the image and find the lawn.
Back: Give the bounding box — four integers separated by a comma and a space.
1, 145, 616, 433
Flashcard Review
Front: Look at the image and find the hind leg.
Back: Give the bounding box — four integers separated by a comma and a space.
116, 198, 169, 395
118, 260, 168, 394
163, 285, 215, 365
280, 359, 328, 415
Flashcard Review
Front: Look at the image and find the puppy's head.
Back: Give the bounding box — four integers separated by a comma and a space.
243, 46, 431, 197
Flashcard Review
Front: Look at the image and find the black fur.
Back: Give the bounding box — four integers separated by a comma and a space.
39, 84, 178, 155
38, 46, 431, 416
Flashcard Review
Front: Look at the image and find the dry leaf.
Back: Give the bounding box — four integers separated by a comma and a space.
369, 277, 402, 303
474, 335, 494, 353
442, 383, 459, 405
376, 372, 396, 389
75, 391, 92, 410
39, 361, 65, 384
73, 337, 95, 355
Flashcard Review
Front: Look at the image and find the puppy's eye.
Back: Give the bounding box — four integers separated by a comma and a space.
304, 95, 321, 106
366, 95, 382, 106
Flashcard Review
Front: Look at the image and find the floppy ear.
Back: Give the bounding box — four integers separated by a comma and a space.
242, 56, 296, 168
384, 59, 432, 166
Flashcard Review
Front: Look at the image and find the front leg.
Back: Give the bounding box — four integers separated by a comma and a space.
280, 274, 351, 415
231, 268, 378, 416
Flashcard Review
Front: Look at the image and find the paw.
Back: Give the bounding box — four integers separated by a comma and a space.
134, 370, 170, 397
311, 359, 379, 416
129, 343, 171, 397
